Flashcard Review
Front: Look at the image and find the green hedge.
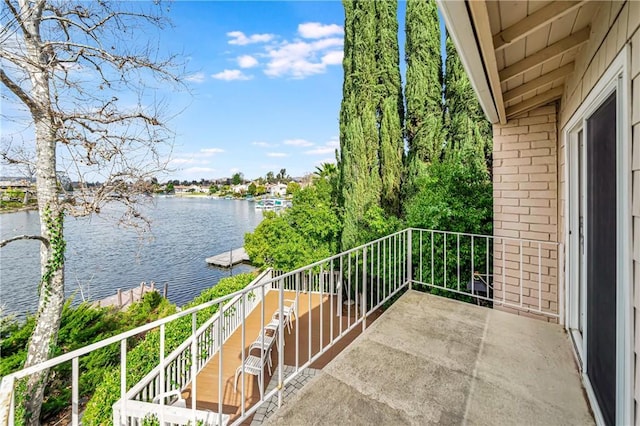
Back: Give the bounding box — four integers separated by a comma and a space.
82, 273, 256, 425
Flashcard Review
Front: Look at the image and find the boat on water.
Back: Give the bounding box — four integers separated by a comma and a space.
254, 198, 291, 210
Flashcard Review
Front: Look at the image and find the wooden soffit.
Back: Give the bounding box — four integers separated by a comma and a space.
442, 0, 598, 123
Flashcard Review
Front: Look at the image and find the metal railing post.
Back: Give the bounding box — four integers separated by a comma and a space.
362, 246, 367, 331
120, 339, 127, 425
191, 312, 197, 423
406, 229, 413, 289
278, 278, 285, 408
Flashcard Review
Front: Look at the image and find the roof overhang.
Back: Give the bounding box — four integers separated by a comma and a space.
437, 0, 500, 123
437, 1, 595, 125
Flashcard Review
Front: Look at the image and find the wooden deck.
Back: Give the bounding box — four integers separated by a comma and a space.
181, 290, 380, 423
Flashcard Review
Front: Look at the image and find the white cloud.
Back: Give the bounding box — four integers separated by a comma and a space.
211, 69, 252, 81
183, 167, 217, 174
252, 141, 276, 148
264, 37, 344, 79
305, 146, 334, 155
316, 158, 337, 165
298, 22, 344, 39
283, 138, 314, 147
305, 137, 339, 155
237, 55, 259, 68
322, 51, 343, 65
170, 158, 199, 165
200, 148, 225, 156
185, 72, 206, 83
230, 167, 240, 173
267, 152, 288, 158
227, 31, 274, 45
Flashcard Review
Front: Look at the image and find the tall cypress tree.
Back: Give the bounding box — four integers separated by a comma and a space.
339, 0, 381, 250
376, 0, 404, 216
444, 33, 492, 170
404, 0, 443, 198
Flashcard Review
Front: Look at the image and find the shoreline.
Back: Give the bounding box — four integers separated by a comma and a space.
0, 205, 38, 214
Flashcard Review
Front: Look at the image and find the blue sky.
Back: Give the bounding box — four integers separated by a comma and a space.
160, 1, 355, 181
2, 1, 451, 183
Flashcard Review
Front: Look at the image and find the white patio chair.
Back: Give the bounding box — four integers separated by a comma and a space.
151, 389, 186, 408
233, 334, 276, 398
271, 299, 296, 334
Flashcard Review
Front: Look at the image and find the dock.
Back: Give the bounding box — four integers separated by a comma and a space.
205, 247, 250, 267
93, 282, 167, 310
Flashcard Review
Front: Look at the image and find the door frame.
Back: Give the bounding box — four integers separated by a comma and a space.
564, 45, 632, 426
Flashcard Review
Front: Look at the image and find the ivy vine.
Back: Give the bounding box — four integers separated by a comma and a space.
40, 205, 66, 299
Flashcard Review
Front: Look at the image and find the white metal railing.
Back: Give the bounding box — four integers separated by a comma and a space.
408, 228, 561, 319
119, 269, 273, 407
271, 269, 340, 294
0, 228, 562, 426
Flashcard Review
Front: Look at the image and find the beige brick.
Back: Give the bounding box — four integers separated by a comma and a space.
518, 115, 550, 126
519, 132, 551, 142
529, 173, 557, 182
529, 190, 557, 199
494, 166, 519, 175
495, 213, 520, 222
530, 207, 557, 216
500, 141, 532, 151
503, 221, 530, 231
520, 198, 551, 207
520, 231, 552, 241
495, 197, 519, 206
494, 150, 521, 159
520, 148, 551, 157
494, 228, 520, 238
528, 123, 557, 133
520, 215, 550, 225
519, 165, 548, 174
520, 182, 549, 190
532, 156, 557, 165
530, 224, 557, 233
501, 126, 530, 136
502, 157, 532, 166
500, 173, 529, 183
502, 190, 528, 199
494, 134, 519, 145
494, 182, 519, 191
530, 139, 556, 149
503, 206, 530, 215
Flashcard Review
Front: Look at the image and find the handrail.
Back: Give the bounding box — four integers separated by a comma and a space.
125, 269, 273, 401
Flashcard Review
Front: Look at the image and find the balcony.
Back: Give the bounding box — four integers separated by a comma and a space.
0, 228, 592, 425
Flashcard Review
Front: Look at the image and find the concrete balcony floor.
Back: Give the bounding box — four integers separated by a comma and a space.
266, 290, 594, 425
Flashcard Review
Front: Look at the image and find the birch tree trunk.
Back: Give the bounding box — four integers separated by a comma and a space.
1, 0, 183, 422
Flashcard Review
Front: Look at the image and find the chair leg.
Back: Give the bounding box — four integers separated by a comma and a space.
234, 367, 240, 393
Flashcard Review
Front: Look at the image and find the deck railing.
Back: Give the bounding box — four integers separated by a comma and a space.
122, 269, 273, 405
0, 228, 561, 426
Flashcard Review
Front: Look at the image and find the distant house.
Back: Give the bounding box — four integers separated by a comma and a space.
269, 182, 287, 197
232, 184, 248, 194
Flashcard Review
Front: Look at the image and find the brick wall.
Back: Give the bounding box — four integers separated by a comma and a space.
492, 105, 559, 322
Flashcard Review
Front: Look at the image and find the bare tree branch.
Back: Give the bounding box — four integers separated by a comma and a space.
0, 234, 50, 249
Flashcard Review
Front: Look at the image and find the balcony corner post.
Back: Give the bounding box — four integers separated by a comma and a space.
278, 279, 285, 408
407, 229, 413, 290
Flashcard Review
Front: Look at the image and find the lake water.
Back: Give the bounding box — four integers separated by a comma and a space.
0, 196, 263, 319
